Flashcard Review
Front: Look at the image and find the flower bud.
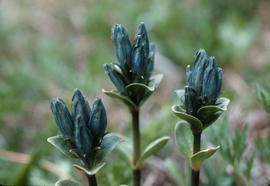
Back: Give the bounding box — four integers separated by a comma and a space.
145, 43, 155, 81
72, 89, 91, 125
201, 57, 222, 105
184, 86, 199, 115
131, 23, 150, 80
111, 24, 132, 67
191, 49, 208, 94
74, 115, 93, 156
51, 98, 74, 140
104, 64, 126, 93
89, 98, 107, 145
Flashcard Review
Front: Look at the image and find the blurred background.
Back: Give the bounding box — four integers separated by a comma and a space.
0, 0, 270, 185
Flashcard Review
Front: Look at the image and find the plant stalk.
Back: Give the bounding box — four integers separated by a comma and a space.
131, 110, 141, 186
192, 132, 201, 186
86, 173, 97, 186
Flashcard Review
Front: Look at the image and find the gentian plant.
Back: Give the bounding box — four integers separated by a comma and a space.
172, 49, 230, 186
48, 89, 121, 186
103, 23, 169, 186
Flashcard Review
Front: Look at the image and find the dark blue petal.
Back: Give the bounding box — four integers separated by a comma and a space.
104, 64, 126, 93
216, 68, 222, 97
74, 115, 93, 156
191, 49, 208, 93
184, 86, 198, 115
131, 23, 150, 81
111, 24, 132, 67
51, 98, 74, 140
89, 98, 107, 145
201, 57, 219, 104
145, 43, 155, 81
72, 89, 91, 126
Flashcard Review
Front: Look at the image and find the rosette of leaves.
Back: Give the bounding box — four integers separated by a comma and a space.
47, 89, 121, 184
103, 23, 163, 111
172, 49, 230, 172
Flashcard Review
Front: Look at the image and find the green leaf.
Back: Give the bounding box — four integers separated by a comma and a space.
55, 179, 82, 186
115, 134, 133, 165
126, 74, 163, 107
174, 122, 193, 163
197, 97, 230, 129
73, 162, 105, 176
102, 89, 137, 110
190, 146, 220, 171
135, 136, 170, 169
172, 105, 203, 134
47, 136, 78, 159
94, 133, 123, 164
175, 89, 185, 105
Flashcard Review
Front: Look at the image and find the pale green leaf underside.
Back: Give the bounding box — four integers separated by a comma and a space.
174, 122, 193, 162
47, 136, 78, 159
115, 134, 133, 165
190, 146, 220, 171
135, 136, 170, 169
55, 179, 82, 186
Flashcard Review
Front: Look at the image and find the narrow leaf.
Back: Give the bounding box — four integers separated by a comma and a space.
102, 89, 137, 110
190, 146, 220, 171
135, 136, 170, 169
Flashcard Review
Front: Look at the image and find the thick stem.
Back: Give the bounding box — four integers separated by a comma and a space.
131, 110, 141, 186
86, 174, 97, 186
192, 133, 201, 186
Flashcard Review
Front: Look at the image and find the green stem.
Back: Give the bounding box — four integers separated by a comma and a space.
192, 133, 201, 186
86, 174, 97, 186
131, 109, 141, 186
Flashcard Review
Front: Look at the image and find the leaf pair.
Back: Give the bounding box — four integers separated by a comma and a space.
174, 122, 219, 171
172, 95, 230, 134
47, 133, 122, 175
103, 74, 163, 110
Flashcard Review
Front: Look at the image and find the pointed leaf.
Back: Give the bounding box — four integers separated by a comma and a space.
190, 146, 220, 171
172, 105, 203, 134
55, 179, 82, 186
197, 97, 230, 128
73, 162, 105, 176
174, 122, 193, 164
47, 136, 78, 159
135, 136, 170, 169
102, 89, 137, 110
175, 89, 185, 103
94, 133, 122, 164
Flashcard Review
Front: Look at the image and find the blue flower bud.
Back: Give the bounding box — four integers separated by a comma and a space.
111, 24, 132, 67
145, 43, 155, 81
184, 86, 198, 115
72, 89, 91, 125
185, 65, 192, 86
51, 98, 74, 140
74, 115, 93, 156
201, 57, 221, 104
131, 23, 150, 80
89, 98, 107, 145
191, 49, 208, 94
104, 64, 126, 93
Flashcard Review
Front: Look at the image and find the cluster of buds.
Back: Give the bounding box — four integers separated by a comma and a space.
185, 49, 222, 116
50, 88, 107, 162
172, 49, 229, 134
103, 23, 162, 109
